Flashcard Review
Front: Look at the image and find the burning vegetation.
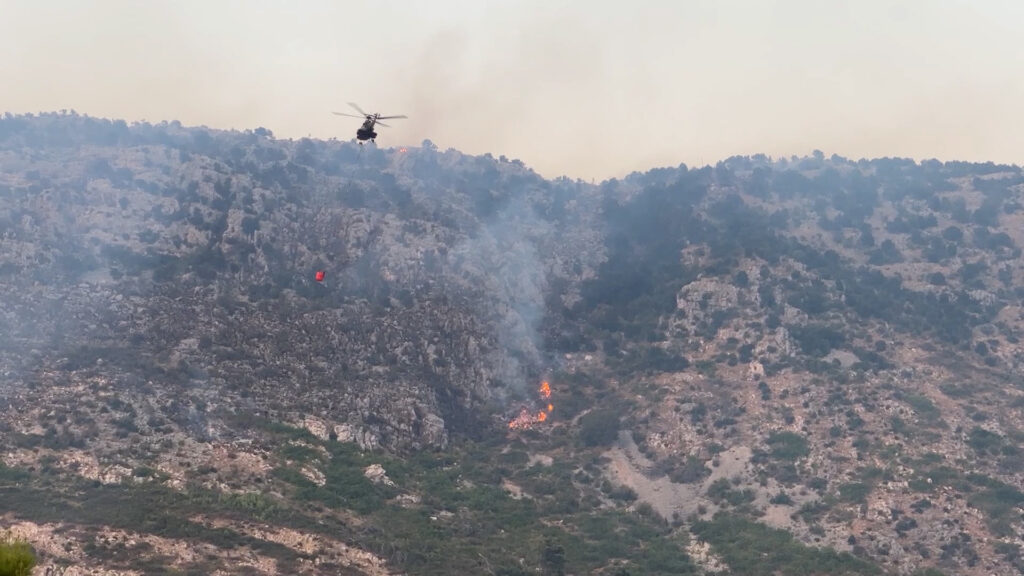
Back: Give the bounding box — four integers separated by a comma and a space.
508, 381, 554, 430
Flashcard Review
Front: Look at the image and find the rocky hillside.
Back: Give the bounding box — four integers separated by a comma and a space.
0, 112, 1021, 575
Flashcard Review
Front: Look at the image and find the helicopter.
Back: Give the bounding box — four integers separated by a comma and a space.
331, 102, 407, 144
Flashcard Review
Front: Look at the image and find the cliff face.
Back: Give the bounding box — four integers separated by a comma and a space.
1, 114, 1022, 576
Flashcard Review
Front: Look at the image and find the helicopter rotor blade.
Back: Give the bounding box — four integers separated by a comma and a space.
347, 102, 368, 116
375, 121, 391, 128
376, 115, 407, 120
332, 112, 365, 119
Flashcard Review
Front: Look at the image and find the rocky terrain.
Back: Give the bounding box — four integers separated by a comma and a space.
0, 112, 1021, 575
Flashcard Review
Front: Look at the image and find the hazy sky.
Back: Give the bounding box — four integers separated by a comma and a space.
3, 0, 1022, 180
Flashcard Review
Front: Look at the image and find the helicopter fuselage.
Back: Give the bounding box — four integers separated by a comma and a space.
336, 105, 403, 143
357, 117, 378, 141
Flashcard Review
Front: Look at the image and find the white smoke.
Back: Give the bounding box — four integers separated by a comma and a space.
445, 196, 550, 398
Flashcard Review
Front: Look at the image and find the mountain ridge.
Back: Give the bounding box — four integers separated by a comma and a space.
1, 111, 1022, 575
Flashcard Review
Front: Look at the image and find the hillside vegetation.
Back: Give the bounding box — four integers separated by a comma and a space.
0, 112, 1022, 575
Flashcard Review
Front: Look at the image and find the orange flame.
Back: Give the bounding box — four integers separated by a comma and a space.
508, 408, 535, 430
507, 380, 555, 430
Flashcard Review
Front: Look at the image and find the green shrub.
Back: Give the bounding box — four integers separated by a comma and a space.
765, 432, 809, 461
967, 427, 1003, 456
837, 482, 871, 504
667, 456, 710, 484
0, 535, 36, 576
692, 514, 880, 575
579, 409, 620, 447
